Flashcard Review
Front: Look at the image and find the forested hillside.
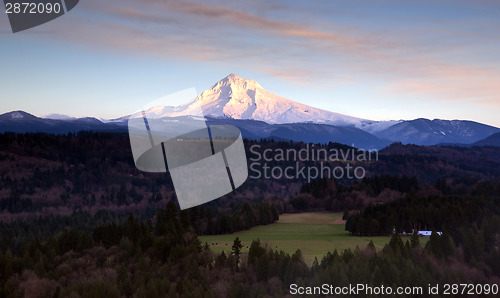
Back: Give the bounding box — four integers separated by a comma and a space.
1, 132, 500, 297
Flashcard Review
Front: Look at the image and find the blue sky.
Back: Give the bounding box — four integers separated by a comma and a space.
1, 0, 500, 126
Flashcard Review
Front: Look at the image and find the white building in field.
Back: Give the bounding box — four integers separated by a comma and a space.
417, 231, 442, 237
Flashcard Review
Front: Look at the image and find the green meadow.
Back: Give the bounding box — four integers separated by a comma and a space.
200, 212, 428, 265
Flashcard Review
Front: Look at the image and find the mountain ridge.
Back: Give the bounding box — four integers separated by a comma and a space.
0, 111, 125, 134
1, 74, 499, 147
375, 118, 500, 146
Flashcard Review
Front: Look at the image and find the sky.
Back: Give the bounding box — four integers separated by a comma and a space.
1, 0, 500, 126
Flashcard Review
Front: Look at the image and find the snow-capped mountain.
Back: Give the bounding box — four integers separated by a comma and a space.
140, 73, 368, 127
2, 74, 499, 148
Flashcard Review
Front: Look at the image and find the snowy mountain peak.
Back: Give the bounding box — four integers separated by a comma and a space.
143, 73, 368, 126
44, 113, 77, 120
218, 73, 263, 90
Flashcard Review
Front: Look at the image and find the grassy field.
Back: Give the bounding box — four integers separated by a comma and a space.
200, 212, 428, 265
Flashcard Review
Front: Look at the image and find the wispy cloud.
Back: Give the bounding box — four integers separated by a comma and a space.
43, 0, 382, 80
36, 0, 500, 106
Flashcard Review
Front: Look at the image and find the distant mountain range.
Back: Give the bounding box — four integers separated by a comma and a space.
204, 118, 390, 149
0, 111, 124, 134
1, 74, 499, 149
374, 118, 499, 146
0, 111, 389, 149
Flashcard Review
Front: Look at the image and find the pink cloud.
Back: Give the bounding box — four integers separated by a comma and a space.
34, 0, 500, 104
